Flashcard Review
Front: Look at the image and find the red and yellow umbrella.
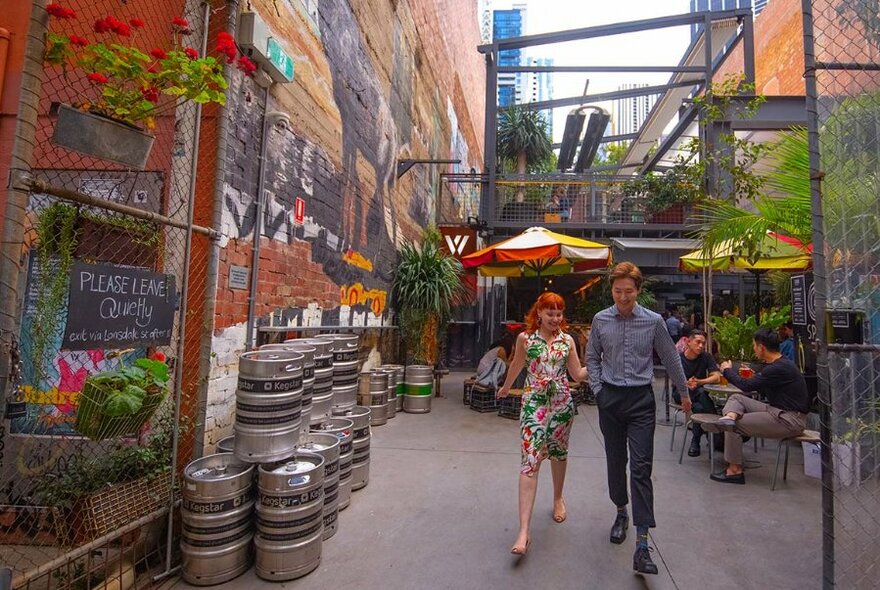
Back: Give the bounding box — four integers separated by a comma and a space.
678, 230, 812, 272
461, 226, 611, 277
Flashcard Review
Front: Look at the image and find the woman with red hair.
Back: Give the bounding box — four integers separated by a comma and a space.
497, 291, 588, 556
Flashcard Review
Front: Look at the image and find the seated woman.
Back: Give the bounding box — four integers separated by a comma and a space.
476, 332, 517, 385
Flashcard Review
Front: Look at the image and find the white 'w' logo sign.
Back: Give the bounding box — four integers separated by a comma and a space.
444, 234, 470, 256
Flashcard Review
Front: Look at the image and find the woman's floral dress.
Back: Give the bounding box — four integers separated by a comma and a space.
520, 331, 576, 476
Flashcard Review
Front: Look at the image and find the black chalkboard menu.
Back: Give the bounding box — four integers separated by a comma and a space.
62, 262, 176, 350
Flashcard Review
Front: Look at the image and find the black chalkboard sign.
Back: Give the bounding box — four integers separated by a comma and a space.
62, 262, 176, 350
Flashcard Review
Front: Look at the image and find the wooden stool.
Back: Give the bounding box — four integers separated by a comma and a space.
772, 430, 821, 490
678, 413, 721, 473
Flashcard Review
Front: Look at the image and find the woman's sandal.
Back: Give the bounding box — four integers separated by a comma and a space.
510, 537, 531, 555
553, 500, 567, 523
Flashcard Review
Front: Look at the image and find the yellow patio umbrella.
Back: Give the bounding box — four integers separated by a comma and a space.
678, 231, 812, 273
461, 226, 611, 277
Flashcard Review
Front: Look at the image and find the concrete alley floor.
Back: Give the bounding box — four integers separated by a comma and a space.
172, 371, 821, 590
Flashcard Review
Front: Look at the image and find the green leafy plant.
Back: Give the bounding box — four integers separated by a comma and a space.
44, 5, 255, 129
393, 227, 468, 365
710, 305, 790, 360
621, 165, 702, 214
88, 357, 169, 416
497, 104, 553, 174
32, 202, 80, 384
35, 403, 177, 510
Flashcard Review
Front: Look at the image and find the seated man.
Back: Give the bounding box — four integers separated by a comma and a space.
707, 327, 810, 484
672, 329, 722, 457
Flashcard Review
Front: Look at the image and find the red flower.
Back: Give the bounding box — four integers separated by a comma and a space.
129, 18, 145, 29
172, 16, 189, 28
69, 35, 89, 47
236, 55, 257, 77
141, 86, 160, 103
87, 72, 109, 84
216, 32, 238, 64
149, 351, 167, 363
94, 18, 109, 33
47, 3, 76, 19
149, 47, 167, 60
183, 47, 199, 59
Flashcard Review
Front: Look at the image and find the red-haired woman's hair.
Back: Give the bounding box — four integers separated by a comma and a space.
525, 292, 568, 333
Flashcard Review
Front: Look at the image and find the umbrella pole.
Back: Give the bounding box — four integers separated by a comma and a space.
754, 271, 762, 323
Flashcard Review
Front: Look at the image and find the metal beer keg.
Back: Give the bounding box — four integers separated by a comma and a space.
325, 334, 359, 412
255, 452, 325, 581
234, 350, 304, 462
332, 406, 371, 491
357, 370, 388, 426
381, 364, 406, 412
296, 432, 341, 540
404, 364, 433, 413
264, 342, 317, 441
311, 417, 354, 510
180, 453, 255, 586
297, 338, 334, 425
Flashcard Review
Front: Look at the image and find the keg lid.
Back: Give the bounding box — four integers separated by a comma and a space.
262, 451, 324, 476
298, 440, 332, 452
185, 453, 252, 481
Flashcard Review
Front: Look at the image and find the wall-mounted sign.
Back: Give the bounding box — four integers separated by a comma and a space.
62, 262, 176, 350
438, 225, 477, 260
229, 265, 250, 290
267, 38, 295, 82
294, 197, 305, 225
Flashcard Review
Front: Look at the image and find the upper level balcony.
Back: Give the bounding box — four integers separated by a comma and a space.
441, 173, 697, 241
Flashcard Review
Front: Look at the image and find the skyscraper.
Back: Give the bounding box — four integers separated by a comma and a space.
493, 8, 523, 106
524, 57, 554, 136
613, 84, 656, 138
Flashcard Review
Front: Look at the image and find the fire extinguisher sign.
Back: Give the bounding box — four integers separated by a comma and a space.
294, 197, 305, 225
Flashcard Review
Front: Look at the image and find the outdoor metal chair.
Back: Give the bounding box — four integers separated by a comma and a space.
771, 430, 821, 491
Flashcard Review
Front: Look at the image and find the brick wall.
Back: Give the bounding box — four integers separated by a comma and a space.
204, 0, 485, 443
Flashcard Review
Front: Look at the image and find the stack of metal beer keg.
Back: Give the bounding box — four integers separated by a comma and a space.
183, 332, 425, 585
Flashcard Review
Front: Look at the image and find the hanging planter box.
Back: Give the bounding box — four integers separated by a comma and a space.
52, 471, 172, 545
52, 104, 155, 170
74, 379, 166, 441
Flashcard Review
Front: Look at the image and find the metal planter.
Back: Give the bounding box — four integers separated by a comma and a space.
52, 104, 155, 169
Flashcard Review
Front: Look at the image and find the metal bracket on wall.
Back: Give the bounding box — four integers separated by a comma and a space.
396, 159, 461, 179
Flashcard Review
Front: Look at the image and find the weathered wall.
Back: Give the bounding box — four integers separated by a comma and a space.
205, 0, 485, 446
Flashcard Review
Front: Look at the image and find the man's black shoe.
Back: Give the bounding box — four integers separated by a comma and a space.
633, 546, 658, 575
610, 513, 628, 544
710, 471, 745, 485
688, 437, 701, 457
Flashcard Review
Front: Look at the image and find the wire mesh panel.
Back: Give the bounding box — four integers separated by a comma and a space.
806, 0, 880, 587
0, 1, 222, 587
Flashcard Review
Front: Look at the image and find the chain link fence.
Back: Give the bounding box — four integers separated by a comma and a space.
1, 1, 222, 587
804, 0, 880, 587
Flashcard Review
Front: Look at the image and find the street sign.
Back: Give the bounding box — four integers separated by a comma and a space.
294, 197, 305, 225
266, 38, 294, 82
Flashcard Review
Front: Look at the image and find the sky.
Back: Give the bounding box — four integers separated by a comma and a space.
494, 0, 694, 142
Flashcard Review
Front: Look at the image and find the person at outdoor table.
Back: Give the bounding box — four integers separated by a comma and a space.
706, 327, 810, 485
672, 329, 722, 457
586, 262, 690, 575
778, 321, 795, 361
496, 292, 588, 557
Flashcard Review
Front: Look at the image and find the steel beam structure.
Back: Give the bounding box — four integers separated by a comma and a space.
477, 8, 753, 53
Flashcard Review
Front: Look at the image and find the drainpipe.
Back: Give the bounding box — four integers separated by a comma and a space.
0, 1, 46, 413
245, 104, 288, 349
193, 0, 240, 459
0, 28, 10, 104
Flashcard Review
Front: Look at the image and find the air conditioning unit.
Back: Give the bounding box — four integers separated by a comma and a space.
237, 11, 295, 84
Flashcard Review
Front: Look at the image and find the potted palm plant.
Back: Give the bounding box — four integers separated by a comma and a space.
43, 4, 257, 168
393, 227, 468, 366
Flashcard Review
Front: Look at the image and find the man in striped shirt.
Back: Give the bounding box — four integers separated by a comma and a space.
586, 262, 689, 575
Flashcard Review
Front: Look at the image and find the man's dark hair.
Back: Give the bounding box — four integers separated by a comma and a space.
688, 329, 706, 339
753, 327, 781, 351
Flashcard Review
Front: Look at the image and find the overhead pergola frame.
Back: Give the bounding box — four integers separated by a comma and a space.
477, 7, 762, 224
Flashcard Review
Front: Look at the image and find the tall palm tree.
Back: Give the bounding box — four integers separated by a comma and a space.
497, 104, 552, 174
